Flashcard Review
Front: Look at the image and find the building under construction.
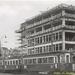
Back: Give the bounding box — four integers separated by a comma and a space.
15, 4, 75, 72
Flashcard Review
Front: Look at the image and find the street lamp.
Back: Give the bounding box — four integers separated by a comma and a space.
0, 35, 7, 56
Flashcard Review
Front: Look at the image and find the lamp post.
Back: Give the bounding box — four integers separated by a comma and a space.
0, 35, 7, 57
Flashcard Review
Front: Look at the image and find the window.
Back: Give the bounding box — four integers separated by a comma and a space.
28, 40, 30, 46
31, 48, 34, 54
35, 48, 37, 54
66, 55, 69, 63
43, 36, 45, 43
33, 59, 36, 64
5, 61, 7, 65
46, 46, 48, 52
8, 61, 9, 65
46, 35, 48, 42
16, 60, 18, 65
10, 61, 12, 65
24, 59, 27, 64
59, 44, 62, 51
28, 59, 30, 64
30, 49, 32, 54
38, 58, 42, 63
30, 39, 32, 46
44, 24, 51, 30
53, 34, 55, 41
35, 38, 38, 44
56, 44, 58, 51
30, 59, 33, 64
48, 57, 54, 63
56, 33, 58, 40
31, 30, 34, 34
59, 32, 62, 40
43, 58, 47, 63
28, 49, 30, 54
49, 35, 51, 42
40, 47, 42, 53
38, 47, 39, 54
19, 60, 21, 64
13, 61, 15, 65
43, 46, 45, 53
53, 45, 56, 51
61, 54, 65, 63
36, 27, 42, 32
49, 45, 51, 52
40, 37, 42, 43
37, 37, 39, 44
32, 39, 34, 46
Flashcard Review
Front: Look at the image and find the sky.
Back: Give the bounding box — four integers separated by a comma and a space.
0, 0, 75, 49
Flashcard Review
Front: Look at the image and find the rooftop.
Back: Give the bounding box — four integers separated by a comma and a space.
25, 3, 75, 24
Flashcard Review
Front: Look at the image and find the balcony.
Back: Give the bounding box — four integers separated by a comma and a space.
65, 25, 75, 30
65, 13, 75, 18
65, 38, 75, 41
65, 32, 75, 42
15, 29, 22, 33
27, 25, 62, 38
26, 13, 62, 29
15, 28, 25, 33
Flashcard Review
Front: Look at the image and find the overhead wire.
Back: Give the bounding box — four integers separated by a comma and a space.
0, 24, 20, 35
0, 0, 71, 35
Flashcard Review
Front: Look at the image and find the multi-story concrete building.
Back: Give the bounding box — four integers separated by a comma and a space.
16, 3, 75, 54
16, 4, 75, 72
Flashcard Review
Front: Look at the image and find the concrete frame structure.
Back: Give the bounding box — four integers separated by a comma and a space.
16, 4, 75, 54
16, 4, 75, 68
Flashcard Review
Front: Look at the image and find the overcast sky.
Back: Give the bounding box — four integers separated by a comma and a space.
0, 0, 75, 49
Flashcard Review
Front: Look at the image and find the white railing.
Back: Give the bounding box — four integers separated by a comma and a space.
65, 25, 75, 29
26, 13, 62, 29
15, 29, 22, 33
27, 25, 62, 38
65, 13, 75, 18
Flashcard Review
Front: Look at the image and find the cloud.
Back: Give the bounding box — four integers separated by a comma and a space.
0, 4, 17, 16
0, 3, 34, 17
14, 4, 34, 11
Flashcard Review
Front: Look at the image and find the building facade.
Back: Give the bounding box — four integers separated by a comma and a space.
16, 4, 75, 72
17, 4, 75, 54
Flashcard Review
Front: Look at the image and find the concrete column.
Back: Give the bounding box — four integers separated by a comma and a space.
62, 31, 65, 51
62, 18, 65, 27
58, 32, 59, 40
62, 10, 65, 17
34, 29, 36, 33
42, 46, 43, 53
51, 13, 54, 52
34, 29, 36, 45
34, 38, 35, 45
62, 10, 65, 27
42, 26, 44, 31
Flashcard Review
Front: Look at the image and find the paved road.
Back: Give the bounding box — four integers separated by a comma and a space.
0, 73, 27, 75
0, 73, 46, 75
